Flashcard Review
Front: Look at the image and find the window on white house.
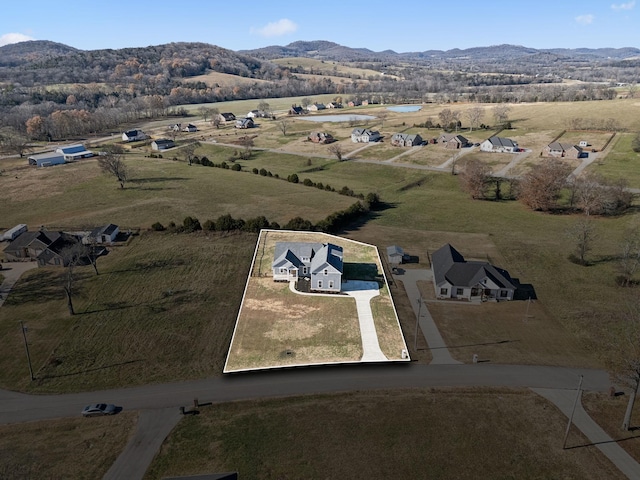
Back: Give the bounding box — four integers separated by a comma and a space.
440, 288, 447, 295
500, 290, 508, 297
329, 281, 334, 289
324, 269, 328, 275
318, 280, 323, 289
456, 288, 463, 295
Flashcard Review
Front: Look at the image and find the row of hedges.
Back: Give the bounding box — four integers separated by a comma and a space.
151, 194, 381, 235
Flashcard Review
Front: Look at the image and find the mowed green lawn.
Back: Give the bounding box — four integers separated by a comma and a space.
0, 154, 357, 229
144, 389, 621, 480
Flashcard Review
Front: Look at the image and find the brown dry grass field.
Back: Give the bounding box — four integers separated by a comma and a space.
583, 392, 640, 463
0, 412, 138, 479
225, 230, 407, 371
143, 388, 622, 480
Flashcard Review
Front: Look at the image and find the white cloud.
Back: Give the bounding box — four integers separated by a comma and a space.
251, 19, 298, 38
0, 32, 35, 47
575, 14, 595, 25
611, 1, 635, 11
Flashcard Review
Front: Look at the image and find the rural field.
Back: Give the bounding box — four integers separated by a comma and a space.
2, 96, 640, 477
142, 389, 623, 480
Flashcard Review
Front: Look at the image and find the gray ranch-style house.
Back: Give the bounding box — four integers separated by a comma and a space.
480, 136, 518, 153
272, 242, 343, 293
432, 244, 516, 301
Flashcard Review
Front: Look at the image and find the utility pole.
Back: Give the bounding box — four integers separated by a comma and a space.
563, 375, 584, 449
414, 296, 422, 351
19, 321, 35, 381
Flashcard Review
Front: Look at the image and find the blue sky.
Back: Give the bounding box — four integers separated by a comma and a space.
1, 0, 638, 51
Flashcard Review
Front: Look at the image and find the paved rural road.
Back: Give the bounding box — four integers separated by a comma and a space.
0, 363, 611, 425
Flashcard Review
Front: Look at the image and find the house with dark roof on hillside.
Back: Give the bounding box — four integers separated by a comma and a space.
3, 230, 83, 266
151, 138, 175, 151
272, 242, 343, 292
543, 142, 583, 159
391, 133, 423, 147
122, 129, 148, 142
437, 134, 469, 149
431, 244, 516, 301
480, 136, 519, 153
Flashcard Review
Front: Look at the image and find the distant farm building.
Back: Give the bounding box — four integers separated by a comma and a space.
56, 144, 94, 160
28, 151, 65, 167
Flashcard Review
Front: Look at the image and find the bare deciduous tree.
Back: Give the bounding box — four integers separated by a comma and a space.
493, 104, 511, 126
465, 106, 485, 131
328, 143, 344, 161
566, 217, 597, 265
460, 159, 492, 199
98, 149, 128, 189
238, 136, 254, 160
278, 118, 289, 136
438, 108, 459, 131
181, 141, 200, 166
60, 239, 89, 316
619, 225, 640, 287
518, 159, 571, 211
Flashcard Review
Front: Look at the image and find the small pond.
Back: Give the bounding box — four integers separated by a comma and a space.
387, 105, 422, 113
299, 114, 376, 123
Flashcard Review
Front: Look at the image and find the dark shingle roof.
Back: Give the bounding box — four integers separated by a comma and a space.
432, 244, 514, 290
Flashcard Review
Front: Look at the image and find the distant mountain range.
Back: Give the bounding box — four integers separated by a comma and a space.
239, 40, 640, 62
1, 39, 638, 69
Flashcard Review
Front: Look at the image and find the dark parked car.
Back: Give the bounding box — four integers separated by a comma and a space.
82, 403, 117, 417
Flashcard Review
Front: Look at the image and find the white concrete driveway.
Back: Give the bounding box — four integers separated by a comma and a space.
342, 280, 388, 362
